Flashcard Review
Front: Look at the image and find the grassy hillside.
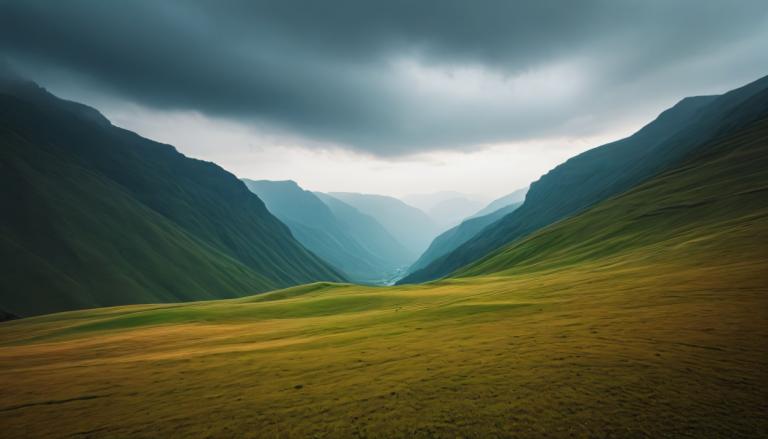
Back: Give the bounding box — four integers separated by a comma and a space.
401, 74, 768, 284
1, 114, 766, 437
0, 79, 343, 316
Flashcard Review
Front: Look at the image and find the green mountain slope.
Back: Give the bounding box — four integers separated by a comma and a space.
0, 79, 343, 316
458, 114, 768, 279
401, 74, 768, 284
327, 192, 439, 257
243, 180, 405, 283
405, 201, 522, 275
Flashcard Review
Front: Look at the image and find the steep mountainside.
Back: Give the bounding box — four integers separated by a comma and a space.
327, 192, 439, 257
243, 180, 405, 283
406, 201, 522, 275
458, 113, 768, 279
0, 79, 343, 316
400, 74, 768, 284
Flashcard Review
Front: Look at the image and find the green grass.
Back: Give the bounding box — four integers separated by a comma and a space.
0, 118, 767, 437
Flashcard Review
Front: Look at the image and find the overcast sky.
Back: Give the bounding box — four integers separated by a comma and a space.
2, 0, 767, 199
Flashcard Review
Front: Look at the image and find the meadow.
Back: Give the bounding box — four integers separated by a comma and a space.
1, 114, 767, 438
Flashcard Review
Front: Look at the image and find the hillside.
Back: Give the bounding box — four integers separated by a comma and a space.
1, 112, 766, 437
400, 74, 768, 284
243, 180, 406, 283
405, 201, 522, 275
327, 192, 439, 257
0, 79, 343, 317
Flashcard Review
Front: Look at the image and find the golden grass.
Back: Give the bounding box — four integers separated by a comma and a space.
1, 251, 766, 438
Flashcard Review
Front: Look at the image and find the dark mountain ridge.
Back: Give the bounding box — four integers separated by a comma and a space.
400, 74, 768, 284
0, 78, 343, 316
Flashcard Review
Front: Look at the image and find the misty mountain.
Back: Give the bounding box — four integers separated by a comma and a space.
470, 187, 528, 219
0, 78, 343, 317
406, 201, 522, 275
314, 192, 413, 269
400, 74, 768, 284
404, 191, 486, 231
328, 192, 440, 257
243, 180, 407, 283
427, 197, 486, 231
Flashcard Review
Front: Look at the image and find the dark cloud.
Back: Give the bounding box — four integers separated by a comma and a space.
1, 0, 767, 155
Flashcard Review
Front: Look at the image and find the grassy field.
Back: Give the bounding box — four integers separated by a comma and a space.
1, 123, 767, 437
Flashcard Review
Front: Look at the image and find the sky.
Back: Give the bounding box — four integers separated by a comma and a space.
1, 0, 767, 200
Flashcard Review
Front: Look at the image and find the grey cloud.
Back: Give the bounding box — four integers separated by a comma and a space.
1, 0, 767, 155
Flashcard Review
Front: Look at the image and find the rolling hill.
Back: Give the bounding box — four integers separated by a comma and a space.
1, 103, 766, 437
0, 78, 343, 317
326, 192, 439, 257
243, 180, 408, 283
400, 74, 768, 284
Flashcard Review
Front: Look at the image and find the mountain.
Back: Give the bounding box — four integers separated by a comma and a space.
403, 188, 529, 274
327, 192, 440, 257
457, 111, 768, 279
0, 78, 343, 317
405, 201, 522, 275
5, 108, 767, 437
402, 191, 475, 211
399, 74, 768, 284
314, 192, 413, 269
242, 180, 406, 283
470, 186, 528, 219
404, 191, 486, 231
427, 197, 486, 231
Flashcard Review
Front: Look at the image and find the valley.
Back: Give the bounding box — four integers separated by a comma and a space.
1, 9, 767, 435
1, 111, 767, 437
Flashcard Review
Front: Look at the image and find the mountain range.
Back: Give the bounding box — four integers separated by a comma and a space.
4, 76, 766, 437
243, 180, 411, 283
400, 74, 768, 284
328, 192, 441, 258
0, 78, 343, 317
403, 191, 486, 231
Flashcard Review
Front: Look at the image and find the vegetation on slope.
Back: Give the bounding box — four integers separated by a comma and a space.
401, 74, 768, 284
0, 79, 343, 316
1, 112, 766, 437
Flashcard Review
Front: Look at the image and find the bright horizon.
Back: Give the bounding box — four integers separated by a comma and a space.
34, 74, 758, 202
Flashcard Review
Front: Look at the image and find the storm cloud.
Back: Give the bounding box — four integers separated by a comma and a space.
2, 0, 767, 155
